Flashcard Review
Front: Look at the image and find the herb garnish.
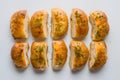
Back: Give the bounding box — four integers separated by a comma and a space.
75, 11, 81, 18
39, 47, 43, 53
96, 13, 103, 19
55, 54, 64, 65
74, 44, 84, 58
14, 18, 19, 23
96, 31, 101, 38
34, 18, 42, 27
34, 46, 43, 54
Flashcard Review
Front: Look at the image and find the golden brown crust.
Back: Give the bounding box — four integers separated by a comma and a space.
70, 8, 89, 39
30, 10, 48, 39
69, 40, 89, 71
30, 41, 48, 70
89, 10, 109, 41
11, 42, 30, 69
52, 40, 68, 70
51, 8, 68, 39
10, 10, 29, 39
88, 41, 107, 71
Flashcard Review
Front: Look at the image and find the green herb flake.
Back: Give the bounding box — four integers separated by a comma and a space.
14, 18, 19, 23
96, 14, 103, 19
75, 11, 81, 18
74, 46, 84, 58
56, 62, 62, 65
96, 31, 101, 38
55, 23, 63, 35
33, 46, 43, 54
34, 18, 42, 27
102, 26, 107, 31
33, 46, 38, 52
55, 26, 60, 31
39, 47, 43, 54
16, 55, 22, 60
75, 63, 83, 67
55, 54, 64, 65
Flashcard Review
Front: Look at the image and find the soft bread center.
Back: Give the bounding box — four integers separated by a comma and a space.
71, 14, 76, 38
43, 45, 48, 69
90, 43, 96, 67
89, 15, 96, 39
24, 13, 29, 38
51, 15, 54, 37
43, 13, 48, 38
52, 45, 60, 70
70, 46, 75, 69
23, 44, 29, 66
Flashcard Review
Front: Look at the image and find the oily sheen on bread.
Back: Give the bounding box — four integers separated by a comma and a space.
10, 10, 29, 39
70, 8, 88, 39
30, 41, 48, 70
89, 10, 109, 41
88, 41, 107, 71
69, 40, 89, 71
11, 42, 30, 69
51, 8, 68, 39
52, 40, 67, 70
30, 10, 48, 39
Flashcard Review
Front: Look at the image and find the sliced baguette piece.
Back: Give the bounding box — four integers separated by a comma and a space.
51, 8, 68, 39
30, 41, 48, 71
70, 8, 88, 39
89, 10, 109, 41
52, 40, 68, 70
11, 42, 30, 69
10, 10, 29, 39
88, 41, 107, 71
30, 10, 49, 39
69, 40, 89, 71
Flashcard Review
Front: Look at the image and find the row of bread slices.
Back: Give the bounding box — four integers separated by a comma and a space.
11, 40, 107, 71
10, 8, 109, 41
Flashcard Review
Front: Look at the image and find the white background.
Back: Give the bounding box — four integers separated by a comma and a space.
0, 0, 119, 80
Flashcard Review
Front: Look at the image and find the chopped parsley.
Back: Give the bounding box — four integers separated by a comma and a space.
39, 47, 43, 53
75, 63, 83, 67
102, 26, 107, 32
96, 13, 103, 19
55, 23, 62, 31
56, 62, 62, 65
34, 18, 42, 27
74, 45, 84, 58
75, 11, 81, 18
14, 18, 19, 23
34, 46, 43, 54
96, 31, 101, 38
55, 54, 64, 65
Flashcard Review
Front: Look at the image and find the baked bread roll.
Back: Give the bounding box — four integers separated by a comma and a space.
51, 8, 68, 39
69, 40, 89, 71
89, 10, 109, 41
70, 8, 88, 39
11, 42, 30, 69
10, 10, 29, 39
30, 10, 48, 39
30, 41, 48, 70
52, 40, 67, 70
88, 41, 107, 71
